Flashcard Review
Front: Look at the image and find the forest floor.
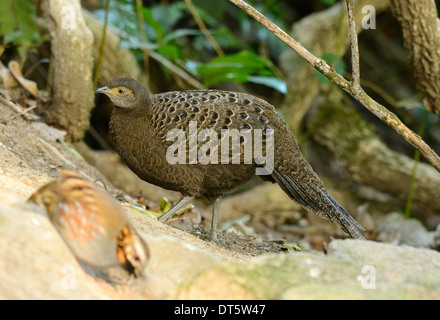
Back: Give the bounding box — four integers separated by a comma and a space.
1, 98, 440, 300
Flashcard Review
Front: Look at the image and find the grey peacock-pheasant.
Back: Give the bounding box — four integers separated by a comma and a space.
96, 78, 365, 242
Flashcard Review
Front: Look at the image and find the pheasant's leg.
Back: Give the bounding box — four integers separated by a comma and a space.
209, 195, 223, 243
158, 196, 194, 222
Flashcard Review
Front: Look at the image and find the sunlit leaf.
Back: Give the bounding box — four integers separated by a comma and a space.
247, 76, 286, 94
196, 51, 281, 87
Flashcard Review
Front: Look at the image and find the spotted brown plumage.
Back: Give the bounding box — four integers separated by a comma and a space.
96, 78, 365, 241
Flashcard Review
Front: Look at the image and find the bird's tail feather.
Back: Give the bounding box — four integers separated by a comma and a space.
272, 169, 365, 240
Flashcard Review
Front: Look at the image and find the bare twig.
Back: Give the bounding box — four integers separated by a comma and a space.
149, 51, 206, 90
185, 0, 247, 92
135, 0, 151, 93
228, 0, 440, 173
345, 0, 361, 92
184, 0, 224, 56
0, 95, 33, 121
9, 104, 37, 120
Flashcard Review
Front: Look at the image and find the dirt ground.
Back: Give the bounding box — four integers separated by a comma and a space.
2, 88, 440, 300
0, 87, 363, 256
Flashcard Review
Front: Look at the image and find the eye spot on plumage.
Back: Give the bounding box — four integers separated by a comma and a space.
241, 112, 248, 119
202, 97, 208, 102
169, 106, 176, 112
243, 124, 251, 130
179, 97, 185, 102
210, 95, 217, 100
225, 118, 232, 125
193, 106, 200, 113
212, 112, 219, 119
184, 103, 190, 108
192, 100, 198, 105
260, 116, 267, 122
226, 109, 234, 116
254, 106, 262, 113
178, 110, 188, 118
243, 99, 251, 104
229, 98, 237, 102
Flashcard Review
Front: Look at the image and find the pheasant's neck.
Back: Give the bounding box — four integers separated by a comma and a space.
109, 107, 150, 162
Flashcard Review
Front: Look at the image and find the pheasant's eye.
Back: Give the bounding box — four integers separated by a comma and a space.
112, 86, 132, 96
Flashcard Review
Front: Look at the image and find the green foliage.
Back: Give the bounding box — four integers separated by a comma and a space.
319, 0, 337, 5
0, 0, 42, 57
94, 0, 287, 92
197, 51, 285, 93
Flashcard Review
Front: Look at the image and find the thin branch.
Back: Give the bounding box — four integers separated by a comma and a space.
185, 0, 247, 93
345, 0, 361, 91
0, 95, 33, 121
135, 0, 151, 93
149, 51, 206, 90
184, 0, 224, 56
228, 0, 440, 173
229, 0, 316, 66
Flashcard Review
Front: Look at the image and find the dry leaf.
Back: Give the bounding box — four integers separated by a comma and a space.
8, 60, 39, 98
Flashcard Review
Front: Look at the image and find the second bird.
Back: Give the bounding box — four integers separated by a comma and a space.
96, 78, 365, 242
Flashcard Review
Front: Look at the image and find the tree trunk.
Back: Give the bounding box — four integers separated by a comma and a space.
390, 0, 440, 116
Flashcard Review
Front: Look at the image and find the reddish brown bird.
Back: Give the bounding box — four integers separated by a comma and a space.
96, 78, 365, 242
29, 170, 150, 277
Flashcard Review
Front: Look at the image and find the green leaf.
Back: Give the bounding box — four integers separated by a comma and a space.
95, 0, 139, 38
160, 197, 172, 213
118, 39, 158, 51
0, 0, 42, 56
320, 0, 337, 4
157, 44, 181, 60
162, 29, 203, 44
196, 51, 280, 87
138, 6, 163, 42
151, 2, 188, 33
247, 76, 286, 94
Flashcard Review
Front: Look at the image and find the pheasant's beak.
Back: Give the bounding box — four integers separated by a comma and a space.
95, 86, 109, 94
